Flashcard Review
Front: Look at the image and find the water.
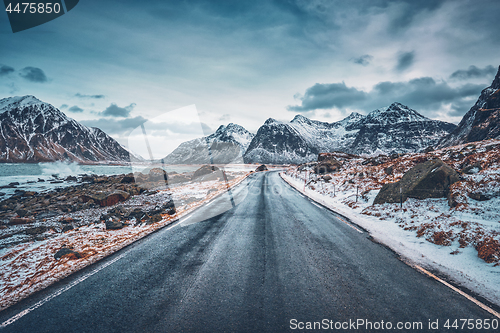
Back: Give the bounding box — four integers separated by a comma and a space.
0, 162, 200, 199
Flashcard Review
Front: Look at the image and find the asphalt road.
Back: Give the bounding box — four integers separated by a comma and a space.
0, 171, 497, 332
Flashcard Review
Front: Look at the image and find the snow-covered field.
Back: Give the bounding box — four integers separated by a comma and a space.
282, 139, 500, 306
0, 172, 250, 311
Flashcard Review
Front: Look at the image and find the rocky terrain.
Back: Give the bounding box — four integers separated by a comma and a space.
284, 139, 500, 266
0, 96, 139, 163
0, 166, 250, 311
439, 66, 500, 147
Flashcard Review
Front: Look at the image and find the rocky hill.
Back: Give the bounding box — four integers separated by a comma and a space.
0, 95, 138, 163
438, 66, 500, 147
161, 123, 254, 164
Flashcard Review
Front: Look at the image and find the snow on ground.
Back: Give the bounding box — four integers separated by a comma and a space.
281, 139, 500, 306
0, 172, 250, 311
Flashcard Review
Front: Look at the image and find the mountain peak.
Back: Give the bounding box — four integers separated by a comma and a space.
491, 65, 500, 90
264, 118, 280, 125
0, 95, 46, 112
290, 114, 309, 123
364, 103, 428, 126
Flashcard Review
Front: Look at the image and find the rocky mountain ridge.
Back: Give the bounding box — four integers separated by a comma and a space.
438, 66, 500, 147
0, 95, 138, 163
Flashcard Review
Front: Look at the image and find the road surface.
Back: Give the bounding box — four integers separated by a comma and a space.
0, 171, 497, 332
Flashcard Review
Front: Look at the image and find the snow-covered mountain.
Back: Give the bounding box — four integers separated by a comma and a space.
0, 95, 139, 163
161, 123, 254, 164
438, 66, 500, 148
243, 103, 456, 164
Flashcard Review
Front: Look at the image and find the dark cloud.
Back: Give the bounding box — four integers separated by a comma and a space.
0, 65, 15, 76
350, 55, 373, 66
287, 82, 367, 112
75, 93, 105, 99
100, 103, 136, 117
395, 51, 414, 72
68, 105, 84, 113
19, 67, 48, 83
81, 116, 147, 136
288, 76, 485, 118
450, 65, 497, 80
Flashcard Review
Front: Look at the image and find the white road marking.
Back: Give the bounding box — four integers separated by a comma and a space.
1, 253, 126, 328
1, 222, 181, 328
311, 201, 323, 209
414, 265, 500, 319
335, 216, 363, 234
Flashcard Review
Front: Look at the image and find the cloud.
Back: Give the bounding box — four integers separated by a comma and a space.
19, 67, 48, 83
350, 55, 373, 66
219, 114, 230, 121
0, 65, 15, 76
395, 51, 415, 72
75, 93, 105, 99
450, 65, 497, 80
287, 82, 367, 112
60, 104, 68, 109
287, 76, 485, 118
68, 105, 84, 113
99, 103, 136, 117
201, 122, 212, 134
81, 116, 147, 136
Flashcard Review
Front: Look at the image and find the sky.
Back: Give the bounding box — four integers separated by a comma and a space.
1, 0, 499, 157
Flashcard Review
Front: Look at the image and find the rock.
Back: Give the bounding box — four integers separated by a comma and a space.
38, 178, 45, 182
16, 209, 28, 217
54, 248, 81, 260
9, 217, 34, 225
321, 175, 332, 182
80, 175, 95, 183
314, 159, 341, 174
148, 168, 168, 182
105, 217, 124, 230
193, 165, 220, 179
374, 159, 460, 205
255, 164, 268, 172
62, 225, 74, 232
81, 190, 130, 207
461, 161, 482, 174
120, 174, 135, 183
468, 191, 490, 201
167, 173, 190, 184
362, 155, 390, 166
65, 176, 77, 182
22, 191, 36, 197
25, 226, 47, 235
384, 166, 393, 175
9, 182, 20, 186
147, 214, 162, 224
60, 217, 73, 224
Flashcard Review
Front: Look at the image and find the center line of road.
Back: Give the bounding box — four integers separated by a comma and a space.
413, 265, 500, 319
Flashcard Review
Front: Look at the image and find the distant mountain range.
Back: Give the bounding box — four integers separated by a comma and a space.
242, 103, 456, 164
2, 66, 498, 165
0, 96, 139, 163
438, 66, 500, 148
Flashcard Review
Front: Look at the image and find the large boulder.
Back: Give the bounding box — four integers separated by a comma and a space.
374, 159, 460, 205
193, 165, 220, 179
148, 168, 168, 182
81, 190, 130, 207
255, 164, 268, 172
314, 159, 342, 174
